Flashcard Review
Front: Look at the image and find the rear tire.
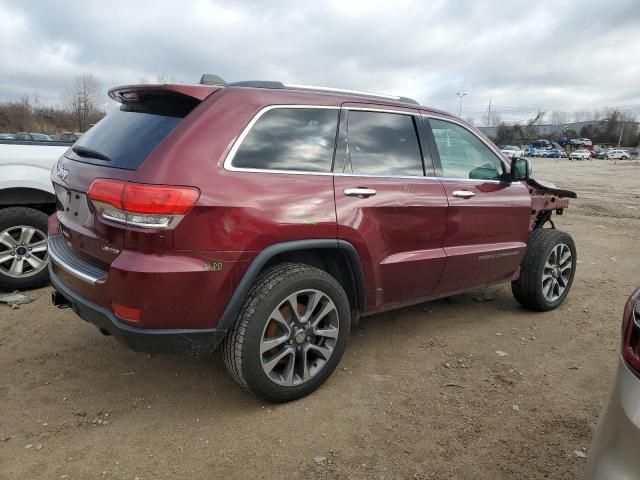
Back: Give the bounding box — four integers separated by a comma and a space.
223, 263, 351, 402
0, 207, 50, 290
511, 229, 576, 311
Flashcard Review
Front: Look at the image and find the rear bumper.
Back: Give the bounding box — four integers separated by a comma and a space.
586, 360, 640, 479
50, 267, 226, 355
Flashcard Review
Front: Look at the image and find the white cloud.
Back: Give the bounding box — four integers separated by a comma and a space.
0, 0, 639, 121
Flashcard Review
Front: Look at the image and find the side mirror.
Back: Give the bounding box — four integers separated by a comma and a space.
510, 157, 531, 182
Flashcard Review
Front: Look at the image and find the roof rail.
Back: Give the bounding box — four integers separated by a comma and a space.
283, 83, 419, 105
198, 74, 419, 105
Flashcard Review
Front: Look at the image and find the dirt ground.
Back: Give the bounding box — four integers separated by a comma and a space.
1, 158, 639, 480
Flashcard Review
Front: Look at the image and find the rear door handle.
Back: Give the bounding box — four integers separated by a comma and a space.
344, 188, 377, 198
452, 190, 476, 199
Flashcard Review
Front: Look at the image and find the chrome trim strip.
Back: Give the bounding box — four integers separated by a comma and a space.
223, 104, 507, 186
47, 236, 105, 285
283, 83, 403, 101
342, 106, 417, 115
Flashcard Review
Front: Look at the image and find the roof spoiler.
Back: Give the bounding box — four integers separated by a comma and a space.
108, 84, 221, 104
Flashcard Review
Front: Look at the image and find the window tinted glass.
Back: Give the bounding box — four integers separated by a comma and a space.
345, 111, 423, 176
65, 109, 183, 170
232, 108, 339, 172
428, 118, 504, 181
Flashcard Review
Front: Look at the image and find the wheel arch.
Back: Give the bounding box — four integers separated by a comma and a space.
217, 239, 366, 332
0, 187, 56, 214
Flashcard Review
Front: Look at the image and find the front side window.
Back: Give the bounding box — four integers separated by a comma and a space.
344, 111, 423, 176
231, 107, 339, 173
428, 118, 504, 181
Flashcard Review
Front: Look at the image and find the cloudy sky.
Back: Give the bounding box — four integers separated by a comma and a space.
1, 0, 639, 123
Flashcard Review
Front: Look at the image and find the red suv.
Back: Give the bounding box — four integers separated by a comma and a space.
48, 78, 577, 401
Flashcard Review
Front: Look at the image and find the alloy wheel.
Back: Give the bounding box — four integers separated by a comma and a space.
542, 243, 572, 303
0, 225, 48, 278
260, 289, 339, 386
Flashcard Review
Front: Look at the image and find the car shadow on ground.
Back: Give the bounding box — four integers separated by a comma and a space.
36, 284, 526, 413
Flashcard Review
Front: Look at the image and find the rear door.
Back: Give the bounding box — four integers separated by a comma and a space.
423, 116, 531, 293
333, 104, 448, 310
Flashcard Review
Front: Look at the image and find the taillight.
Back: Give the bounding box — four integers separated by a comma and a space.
87, 179, 199, 230
621, 288, 640, 373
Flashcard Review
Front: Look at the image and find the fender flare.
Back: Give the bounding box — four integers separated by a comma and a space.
216, 239, 366, 332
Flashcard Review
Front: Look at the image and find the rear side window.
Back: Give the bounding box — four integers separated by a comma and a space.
65, 109, 184, 170
343, 111, 423, 176
231, 107, 339, 173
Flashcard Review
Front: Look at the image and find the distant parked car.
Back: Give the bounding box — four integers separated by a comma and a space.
54, 132, 82, 143
570, 138, 592, 146
0, 133, 15, 140
556, 137, 571, 147
596, 150, 610, 159
586, 287, 640, 479
606, 149, 630, 160
569, 149, 591, 160
14, 132, 52, 142
524, 147, 537, 157
547, 149, 567, 158
500, 145, 524, 158
532, 139, 552, 149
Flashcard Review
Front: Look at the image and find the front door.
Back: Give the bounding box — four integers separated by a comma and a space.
333, 105, 448, 310
424, 117, 531, 293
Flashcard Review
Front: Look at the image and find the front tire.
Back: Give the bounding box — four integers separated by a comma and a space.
511, 229, 576, 311
223, 263, 351, 402
0, 207, 50, 290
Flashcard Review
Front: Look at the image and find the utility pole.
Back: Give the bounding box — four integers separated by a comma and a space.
487, 98, 492, 126
456, 92, 467, 117
618, 122, 624, 147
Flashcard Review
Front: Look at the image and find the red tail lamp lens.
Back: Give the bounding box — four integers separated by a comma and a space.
88, 179, 199, 215
122, 183, 199, 215
87, 179, 125, 209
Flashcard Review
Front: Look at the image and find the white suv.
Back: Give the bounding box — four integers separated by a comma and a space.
569, 149, 591, 160
606, 149, 630, 160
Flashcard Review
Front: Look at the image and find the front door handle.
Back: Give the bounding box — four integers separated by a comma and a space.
452, 190, 476, 199
344, 188, 377, 198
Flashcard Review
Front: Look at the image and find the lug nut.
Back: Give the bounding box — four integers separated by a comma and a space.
25, 254, 30, 258
289, 340, 294, 345
17, 256, 22, 260
297, 346, 301, 351
27, 247, 32, 251
306, 336, 311, 341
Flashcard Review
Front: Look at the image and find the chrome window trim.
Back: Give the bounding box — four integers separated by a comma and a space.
223, 105, 340, 175
223, 105, 507, 186
341, 106, 418, 116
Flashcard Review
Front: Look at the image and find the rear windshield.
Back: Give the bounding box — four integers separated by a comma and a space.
64, 109, 183, 170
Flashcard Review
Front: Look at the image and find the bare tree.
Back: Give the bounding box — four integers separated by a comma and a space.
64, 73, 103, 132
550, 110, 567, 125
156, 73, 178, 84
482, 109, 501, 127
524, 110, 545, 139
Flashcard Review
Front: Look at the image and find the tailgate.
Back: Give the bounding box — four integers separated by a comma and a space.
50, 84, 217, 266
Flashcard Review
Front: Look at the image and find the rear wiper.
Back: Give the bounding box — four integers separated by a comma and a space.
72, 145, 111, 162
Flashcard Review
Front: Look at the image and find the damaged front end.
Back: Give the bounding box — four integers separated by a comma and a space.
526, 177, 577, 231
